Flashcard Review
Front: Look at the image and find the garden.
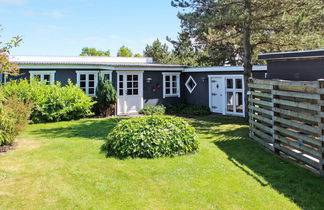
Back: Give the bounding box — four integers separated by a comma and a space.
1, 79, 324, 209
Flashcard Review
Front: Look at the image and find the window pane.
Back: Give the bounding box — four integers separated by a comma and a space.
119, 75, 123, 81
227, 79, 233, 89
172, 81, 177, 87
81, 88, 86, 93
236, 79, 242, 89
166, 88, 170, 94
133, 89, 138, 95
119, 82, 123, 88
165, 76, 170, 81
172, 88, 177, 94
34, 75, 41, 80
89, 81, 94, 87
89, 74, 95, 80
127, 75, 132, 81
80, 81, 86, 88
80, 74, 86, 80
119, 89, 124, 96
133, 82, 138, 88
133, 75, 138, 81
104, 74, 110, 81
127, 89, 133, 95
172, 75, 177, 81
236, 92, 243, 113
127, 82, 132, 88
89, 88, 95, 94
44, 74, 50, 81
227, 92, 234, 112
165, 81, 170, 88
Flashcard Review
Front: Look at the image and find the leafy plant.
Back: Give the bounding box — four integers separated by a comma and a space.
1, 79, 95, 123
0, 95, 33, 146
101, 115, 199, 159
95, 73, 117, 117
139, 105, 166, 115
165, 104, 211, 116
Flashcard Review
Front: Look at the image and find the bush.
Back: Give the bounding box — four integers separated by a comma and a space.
165, 104, 211, 116
101, 115, 199, 158
95, 73, 117, 117
1, 79, 95, 123
139, 105, 166, 115
0, 95, 33, 146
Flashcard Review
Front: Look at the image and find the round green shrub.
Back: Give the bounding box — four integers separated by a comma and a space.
101, 115, 199, 158
139, 105, 166, 115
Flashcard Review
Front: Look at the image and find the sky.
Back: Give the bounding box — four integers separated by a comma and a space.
0, 0, 184, 56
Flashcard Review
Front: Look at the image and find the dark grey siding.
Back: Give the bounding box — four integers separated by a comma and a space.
182, 71, 266, 107
143, 71, 183, 106
266, 58, 324, 81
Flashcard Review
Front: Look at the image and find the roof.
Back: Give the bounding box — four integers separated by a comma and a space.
258, 49, 324, 60
184, 65, 267, 73
9, 56, 186, 68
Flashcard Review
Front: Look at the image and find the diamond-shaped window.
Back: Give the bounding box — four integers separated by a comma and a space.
185, 76, 197, 93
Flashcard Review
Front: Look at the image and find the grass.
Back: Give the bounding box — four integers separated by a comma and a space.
0, 115, 324, 209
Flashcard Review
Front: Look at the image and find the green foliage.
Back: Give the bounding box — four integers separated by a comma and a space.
134, 53, 142, 57
95, 73, 117, 117
0, 26, 22, 74
165, 104, 211, 116
1, 79, 95, 123
117, 45, 133, 57
143, 39, 171, 63
0, 95, 33, 146
172, 0, 324, 64
80, 47, 111, 56
101, 115, 199, 158
139, 105, 166, 115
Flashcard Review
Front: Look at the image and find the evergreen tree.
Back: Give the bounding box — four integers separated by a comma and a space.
143, 39, 170, 63
95, 73, 117, 117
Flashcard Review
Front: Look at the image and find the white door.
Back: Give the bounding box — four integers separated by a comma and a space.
209, 77, 224, 113
117, 71, 143, 115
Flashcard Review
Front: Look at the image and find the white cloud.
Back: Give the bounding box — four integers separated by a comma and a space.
0, 0, 27, 5
44, 11, 64, 19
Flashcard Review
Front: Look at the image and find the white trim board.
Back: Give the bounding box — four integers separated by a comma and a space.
162, 72, 181, 98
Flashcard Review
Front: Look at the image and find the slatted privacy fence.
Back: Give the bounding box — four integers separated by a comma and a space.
248, 78, 324, 176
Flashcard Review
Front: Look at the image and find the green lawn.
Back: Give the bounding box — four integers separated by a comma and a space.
0, 116, 323, 209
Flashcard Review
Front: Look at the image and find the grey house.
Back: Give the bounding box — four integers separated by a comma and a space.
2, 56, 267, 117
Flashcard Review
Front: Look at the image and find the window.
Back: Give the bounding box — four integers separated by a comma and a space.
226, 77, 243, 114
101, 71, 112, 82
30, 71, 56, 84
76, 71, 98, 96
185, 76, 197, 93
162, 72, 180, 98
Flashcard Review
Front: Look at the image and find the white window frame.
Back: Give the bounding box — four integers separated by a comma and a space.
162, 72, 181, 98
29, 71, 56, 84
185, 76, 197, 93
76, 71, 99, 96
101, 71, 113, 82
224, 76, 244, 116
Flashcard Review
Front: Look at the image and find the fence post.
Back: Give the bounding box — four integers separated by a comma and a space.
318, 79, 324, 176
271, 81, 280, 155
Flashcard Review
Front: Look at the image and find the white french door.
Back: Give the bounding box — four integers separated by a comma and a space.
117, 71, 143, 115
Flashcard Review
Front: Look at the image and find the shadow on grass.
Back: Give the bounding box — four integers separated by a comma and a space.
200, 116, 324, 209
30, 118, 124, 141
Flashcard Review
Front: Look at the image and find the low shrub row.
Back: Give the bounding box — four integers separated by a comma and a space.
139, 105, 166, 115
101, 115, 199, 158
165, 104, 211, 116
1, 79, 95, 123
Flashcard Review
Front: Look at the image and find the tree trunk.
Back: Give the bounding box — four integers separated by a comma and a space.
243, 0, 252, 120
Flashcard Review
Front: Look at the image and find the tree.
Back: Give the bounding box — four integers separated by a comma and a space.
95, 73, 117, 117
172, 0, 324, 116
143, 39, 170, 63
0, 27, 22, 75
80, 47, 110, 56
117, 45, 133, 57
134, 53, 142, 57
